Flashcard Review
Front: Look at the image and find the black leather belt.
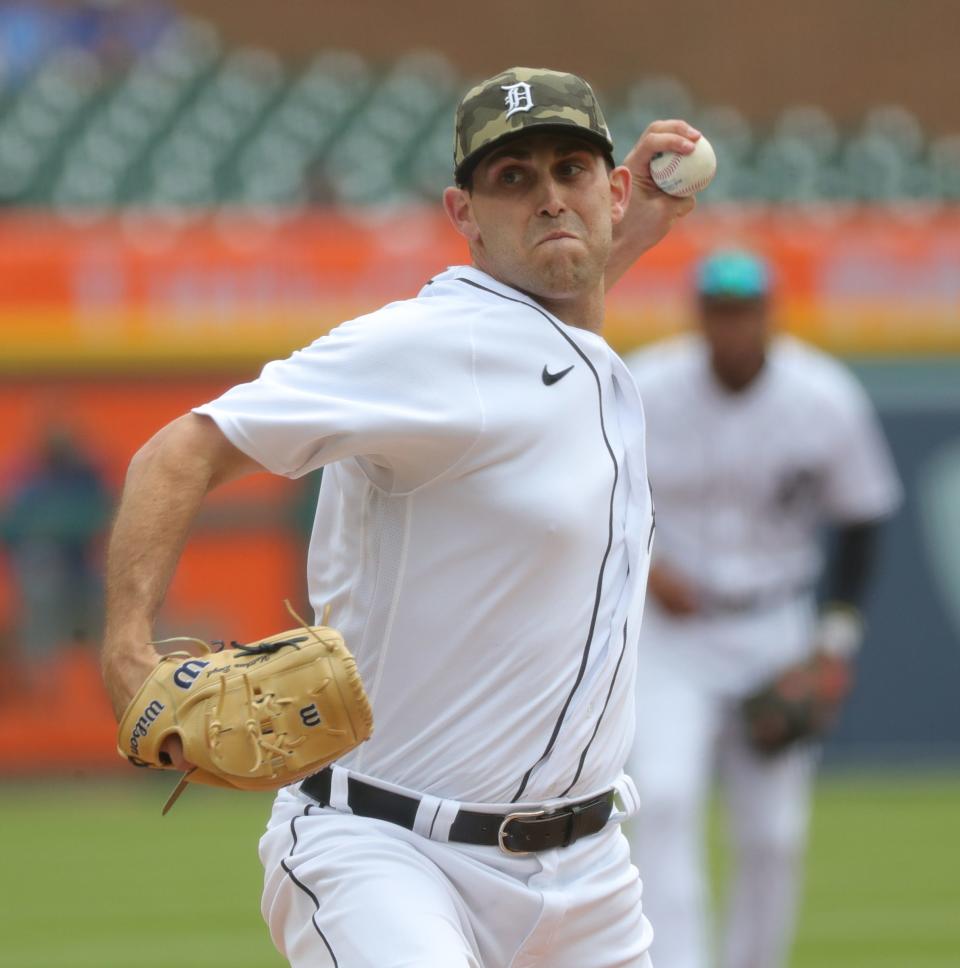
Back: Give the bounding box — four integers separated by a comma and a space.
301, 768, 615, 855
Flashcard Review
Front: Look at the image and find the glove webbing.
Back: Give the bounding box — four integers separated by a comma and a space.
160, 600, 335, 815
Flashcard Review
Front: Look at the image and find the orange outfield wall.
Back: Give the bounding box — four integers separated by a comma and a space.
2, 206, 960, 370
0, 378, 309, 773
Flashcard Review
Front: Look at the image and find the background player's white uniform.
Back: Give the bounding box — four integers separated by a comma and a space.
625, 332, 901, 968
196, 265, 655, 968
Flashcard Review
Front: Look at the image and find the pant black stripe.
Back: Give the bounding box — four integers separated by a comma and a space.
287, 804, 312, 855
282, 804, 338, 967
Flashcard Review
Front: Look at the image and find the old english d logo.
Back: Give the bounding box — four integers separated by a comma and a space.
501, 81, 534, 118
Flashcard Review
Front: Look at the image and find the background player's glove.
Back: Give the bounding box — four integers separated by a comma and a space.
117, 613, 373, 811
741, 652, 852, 756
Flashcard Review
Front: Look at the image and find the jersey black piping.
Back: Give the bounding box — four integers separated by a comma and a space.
282, 805, 339, 967
560, 618, 629, 796
647, 479, 656, 551
457, 277, 620, 803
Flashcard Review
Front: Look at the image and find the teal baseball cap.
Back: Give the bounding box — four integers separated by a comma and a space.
695, 249, 771, 299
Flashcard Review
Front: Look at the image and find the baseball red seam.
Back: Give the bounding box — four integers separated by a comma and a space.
657, 170, 713, 195
654, 155, 683, 179
685, 176, 711, 193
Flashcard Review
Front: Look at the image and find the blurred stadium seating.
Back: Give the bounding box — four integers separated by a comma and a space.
0, 14, 958, 212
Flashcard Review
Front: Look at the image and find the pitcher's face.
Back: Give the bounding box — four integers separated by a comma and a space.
446, 133, 628, 303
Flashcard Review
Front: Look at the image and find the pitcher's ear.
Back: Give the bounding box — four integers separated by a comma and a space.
443, 186, 481, 242
608, 165, 632, 225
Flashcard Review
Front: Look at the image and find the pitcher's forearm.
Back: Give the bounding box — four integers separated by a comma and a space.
605, 219, 656, 290
106, 428, 214, 631
604, 122, 700, 291
101, 413, 262, 715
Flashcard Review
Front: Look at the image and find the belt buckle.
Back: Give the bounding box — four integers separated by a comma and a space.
497, 808, 548, 855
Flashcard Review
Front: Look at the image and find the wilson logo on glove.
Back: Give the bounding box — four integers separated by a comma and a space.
128, 700, 165, 758
116, 603, 373, 813
300, 704, 323, 727
173, 658, 210, 689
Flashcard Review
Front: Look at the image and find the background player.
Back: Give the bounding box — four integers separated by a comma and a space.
101, 68, 698, 967
625, 248, 902, 968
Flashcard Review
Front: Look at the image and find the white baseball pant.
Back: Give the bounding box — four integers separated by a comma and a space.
260, 786, 655, 968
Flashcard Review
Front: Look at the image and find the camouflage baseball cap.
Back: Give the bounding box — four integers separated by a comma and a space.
454, 67, 614, 186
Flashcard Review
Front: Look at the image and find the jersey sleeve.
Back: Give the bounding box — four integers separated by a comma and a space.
193, 305, 482, 493
818, 367, 903, 523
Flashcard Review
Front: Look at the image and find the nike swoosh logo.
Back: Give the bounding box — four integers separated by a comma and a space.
542, 364, 574, 386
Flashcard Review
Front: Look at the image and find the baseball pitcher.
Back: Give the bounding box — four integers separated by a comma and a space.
102, 67, 701, 967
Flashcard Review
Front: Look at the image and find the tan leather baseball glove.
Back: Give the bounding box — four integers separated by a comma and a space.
117, 610, 373, 812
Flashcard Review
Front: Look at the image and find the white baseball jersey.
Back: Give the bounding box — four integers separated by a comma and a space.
625, 333, 901, 605
195, 265, 654, 805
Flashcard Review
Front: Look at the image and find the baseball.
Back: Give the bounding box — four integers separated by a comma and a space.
650, 135, 717, 197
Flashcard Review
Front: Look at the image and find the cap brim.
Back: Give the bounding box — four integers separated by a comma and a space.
455, 122, 615, 185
